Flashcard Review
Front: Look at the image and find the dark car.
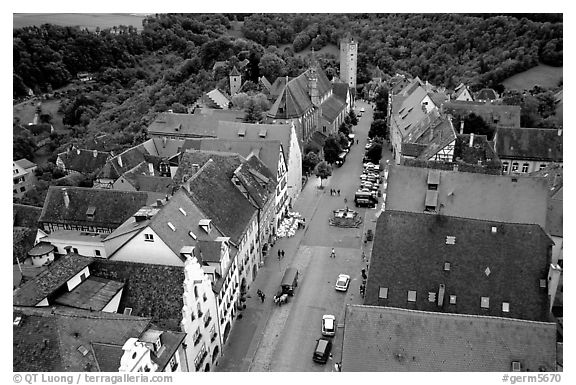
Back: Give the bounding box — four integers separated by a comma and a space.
312, 338, 332, 364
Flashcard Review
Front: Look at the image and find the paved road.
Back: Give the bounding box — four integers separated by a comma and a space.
217, 101, 393, 372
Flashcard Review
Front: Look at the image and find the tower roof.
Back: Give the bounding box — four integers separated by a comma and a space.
229, 66, 241, 77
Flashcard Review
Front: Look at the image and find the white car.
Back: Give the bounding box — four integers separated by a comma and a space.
322, 315, 336, 337
335, 274, 351, 292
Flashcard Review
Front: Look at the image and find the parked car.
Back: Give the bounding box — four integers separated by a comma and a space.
313, 338, 333, 364
322, 315, 336, 337
335, 274, 351, 292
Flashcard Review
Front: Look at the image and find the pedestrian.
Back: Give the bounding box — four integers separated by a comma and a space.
281, 250, 285, 259
261, 293, 265, 303
356, 139, 359, 144
278, 249, 281, 260
331, 248, 336, 258
338, 189, 341, 196
344, 197, 347, 205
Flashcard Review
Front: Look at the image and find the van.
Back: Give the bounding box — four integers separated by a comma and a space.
312, 338, 332, 364
281, 267, 299, 296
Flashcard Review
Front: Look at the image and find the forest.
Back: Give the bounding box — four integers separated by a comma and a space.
13, 13, 562, 204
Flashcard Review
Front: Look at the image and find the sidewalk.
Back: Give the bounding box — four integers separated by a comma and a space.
216, 174, 331, 371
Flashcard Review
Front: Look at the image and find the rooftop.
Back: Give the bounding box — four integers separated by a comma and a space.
342, 305, 557, 372
386, 165, 549, 228
365, 210, 552, 322
147, 109, 244, 138
13, 254, 94, 306
14, 158, 37, 170
442, 100, 521, 128
496, 127, 563, 162
54, 276, 125, 311
57, 148, 111, 175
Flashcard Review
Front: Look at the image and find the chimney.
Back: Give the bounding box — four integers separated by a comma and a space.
460, 120, 464, 135
558, 128, 563, 137
469, 133, 474, 147
117, 155, 123, 168
162, 137, 167, 148
437, 283, 445, 307
148, 163, 154, 176
548, 263, 562, 312
93, 150, 98, 158
62, 188, 70, 209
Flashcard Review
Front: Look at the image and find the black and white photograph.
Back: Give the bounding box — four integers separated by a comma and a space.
10, 6, 566, 380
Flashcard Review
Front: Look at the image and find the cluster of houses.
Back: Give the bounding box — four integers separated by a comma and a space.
13, 45, 359, 372
339, 76, 563, 372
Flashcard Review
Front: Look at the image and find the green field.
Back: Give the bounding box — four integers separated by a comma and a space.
14, 99, 65, 132
13, 13, 147, 31
502, 64, 563, 91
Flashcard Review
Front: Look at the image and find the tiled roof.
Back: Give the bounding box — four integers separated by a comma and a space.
147, 189, 225, 258
310, 131, 328, 148
401, 142, 427, 157
14, 158, 37, 170
496, 127, 563, 162
321, 94, 346, 123
197, 240, 223, 263
91, 342, 124, 371
442, 101, 521, 128
89, 259, 185, 331
13, 254, 94, 306
342, 305, 557, 372
13, 204, 42, 228
476, 88, 498, 101
229, 66, 240, 76
39, 186, 163, 231
205, 89, 231, 109
183, 138, 281, 181
365, 211, 552, 322
149, 329, 186, 371
391, 86, 428, 138
332, 82, 349, 103
259, 76, 272, 92
427, 91, 448, 108
234, 160, 276, 209
54, 276, 125, 311
98, 144, 149, 180
216, 121, 294, 165
269, 76, 292, 98
58, 149, 111, 175
386, 165, 549, 228
528, 164, 562, 237
13, 306, 151, 372
147, 109, 244, 138
178, 152, 257, 244
416, 118, 457, 161
143, 138, 184, 159
453, 134, 499, 165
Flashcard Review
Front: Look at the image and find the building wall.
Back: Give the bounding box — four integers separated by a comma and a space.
213, 243, 241, 348
66, 266, 90, 292
340, 39, 358, 90
49, 238, 107, 259
101, 288, 123, 313
551, 235, 563, 265
13, 163, 37, 198
500, 158, 560, 175
110, 227, 184, 267
287, 123, 303, 204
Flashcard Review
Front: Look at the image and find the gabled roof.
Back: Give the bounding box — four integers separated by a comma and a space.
58, 149, 111, 175
416, 118, 457, 161
89, 259, 185, 331
142, 138, 184, 159
321, 94, 347, 123
146, 189, 225, 258
13, 306, 151, 372
233, 160, 276, 209
14, 158, 37, 170
39, 186, 163, 230
269, 76, 293, 98
182, 138, 282, 181
147, 109, 244, 138
205, 89, 231, 109
259, 76, 272, 92
216, 121, 295, 164
197, 239, 224, 263
332, 82, 350, 103
496, 127, 563, 162
453, 134, 499, 165
178, 152, 257, 244
385, 165, 549, 228
54, 276, 125, 311
310, 130, 328, 148
401, 142, 427, 157
229, 65, 240, 76
13, 254, 94, 306
442, 101, 521, 128
342, 305, 557, 372
97, 144, 149, 180
391, 86, 429, 138
13, 204, 42, 228
365, 211, 552, 322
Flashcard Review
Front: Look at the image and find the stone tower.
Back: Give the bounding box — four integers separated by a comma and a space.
340, 35, 358, 91
229, 66, 241, 96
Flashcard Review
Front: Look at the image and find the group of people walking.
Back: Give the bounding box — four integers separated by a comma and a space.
256, 289, 266, 303
330, 189, 341, 196
277, 249, 285, 260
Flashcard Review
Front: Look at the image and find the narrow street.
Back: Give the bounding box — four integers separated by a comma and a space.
216, 101, 393, 372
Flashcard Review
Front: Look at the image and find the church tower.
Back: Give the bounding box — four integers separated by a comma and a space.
340, 35, 358, 91
229, 66, 241, 96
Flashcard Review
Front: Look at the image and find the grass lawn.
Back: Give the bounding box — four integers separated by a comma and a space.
502, 64, 563, 91
13, 13, 147, 31
13, 99, 65, 133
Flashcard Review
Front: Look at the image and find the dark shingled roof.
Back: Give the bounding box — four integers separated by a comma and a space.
342, 305, 557, 372
54, 276, 125, 311
178, 152, 257, 244
97, 144, 149, 180
365, 211, 552, 322
89, 259, 185, 331
13, 204, 42, 228
91, 342, 124, 372
528, 164, 563, 237
14, 158, 37, 170
321, 94, 347, 123
332, 82, 350, 103
496, 127, 563, 162
147, 109, 244, 138
39, 186, 163, 231
476, 88, 498, 101
13, 227, 37, 265
13, 254, 94, 306
442, 101, 521, 128
197, 239, 223, 263
13, 306, 151, 372
453, 134, 500, 165
58, 149, 111, 175
233, 160, 276, 209
401, 142, 427, 157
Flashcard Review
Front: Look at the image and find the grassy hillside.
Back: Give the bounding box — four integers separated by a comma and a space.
502, 64, 563, 91
13, 13, 147, 31
14, 99, 65, 132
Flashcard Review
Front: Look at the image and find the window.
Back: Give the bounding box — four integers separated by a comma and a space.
20, 186, 26, 192
144, 234, 154, 242
407, 290, 417, 302
95, 250, 101, 257
428, 292, 436, 302
511, 162, 519, 172
481, 297, 490, 309
169, 355, 178, 371
378, 287, 388, 299
502, 162, 509, 173
449, 295, 457, 304
521, 163, 529, 173
539, 164, 547, 170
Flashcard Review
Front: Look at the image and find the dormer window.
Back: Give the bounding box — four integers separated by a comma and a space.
200, 219, 212, 234
86, 206, 96, 219
481, 297, 490, 309
154, 337, 162, 352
